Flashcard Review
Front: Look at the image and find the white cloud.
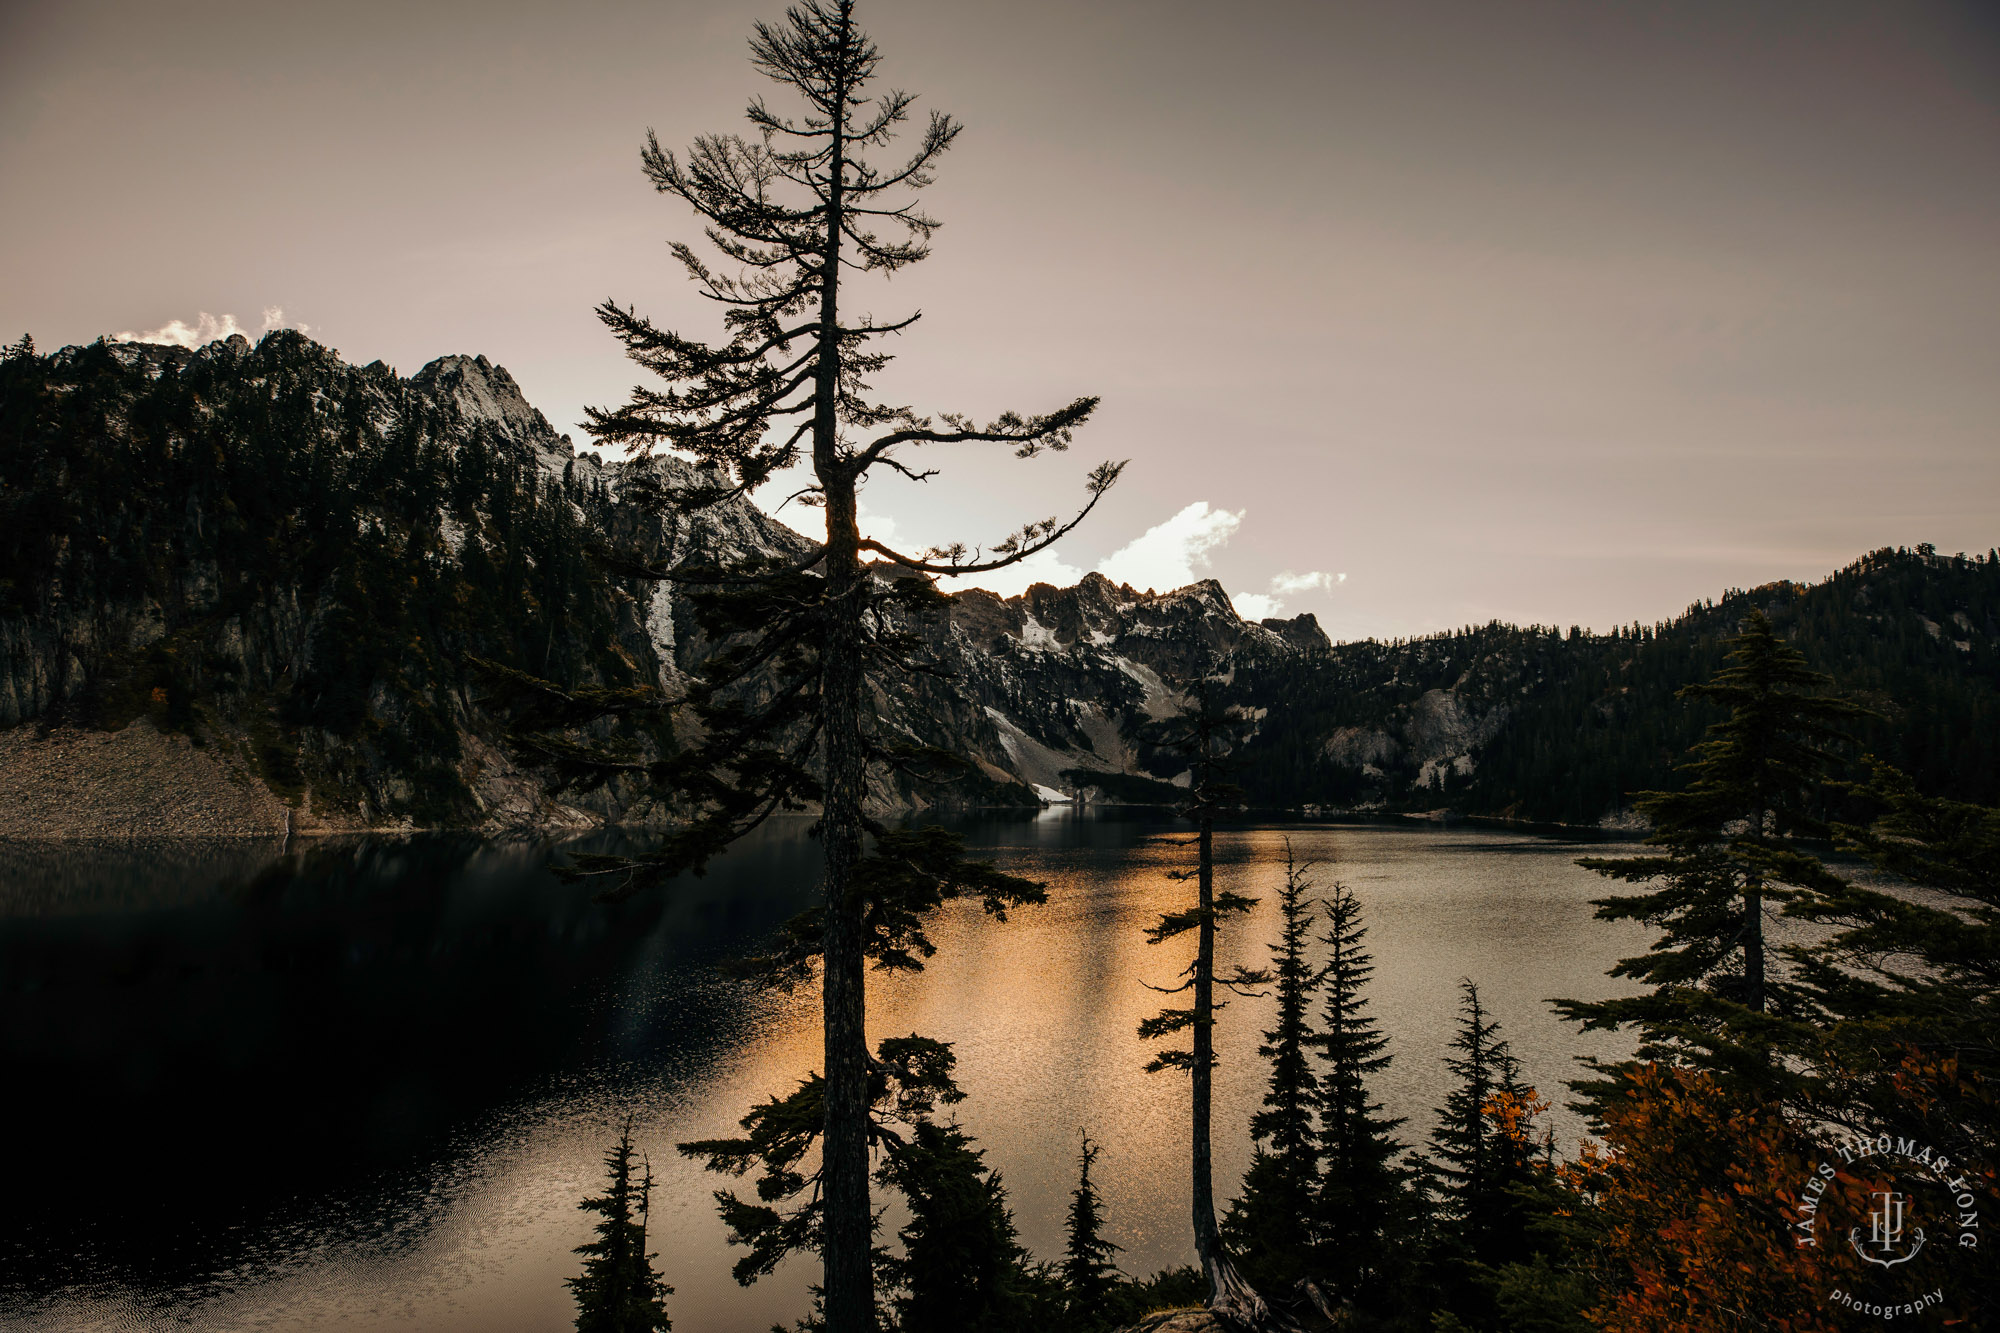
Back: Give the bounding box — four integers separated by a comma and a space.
882, 495, 1346, 612
1271, 569, 1337, 594
115, 307, 309, 348
937, 500, 1238, 599
1232, 591, 1282, 619
1235, 569, 1347, 621
1095, 501, 1242, 593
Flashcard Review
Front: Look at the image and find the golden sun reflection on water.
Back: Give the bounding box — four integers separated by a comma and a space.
655, 818, 1656, 1329
10, 819, 1660, 1333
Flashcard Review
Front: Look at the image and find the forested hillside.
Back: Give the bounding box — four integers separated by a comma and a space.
1228, 547, 2000, 822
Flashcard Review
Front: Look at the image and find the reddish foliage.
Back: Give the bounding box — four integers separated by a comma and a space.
1572, 1066, 1870, 1333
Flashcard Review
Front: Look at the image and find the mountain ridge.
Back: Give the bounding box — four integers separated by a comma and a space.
2, 332, 1993, 835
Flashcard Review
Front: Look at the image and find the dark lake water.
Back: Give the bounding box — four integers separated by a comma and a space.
0, 813, 1660, 1332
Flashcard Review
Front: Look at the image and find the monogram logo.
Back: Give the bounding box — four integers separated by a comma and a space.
1849, 1190, 1926, 1268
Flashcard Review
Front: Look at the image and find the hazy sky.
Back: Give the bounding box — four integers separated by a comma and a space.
4, 0, 1996, 640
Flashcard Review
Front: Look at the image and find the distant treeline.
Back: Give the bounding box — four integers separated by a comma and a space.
1229, 546, 2000, 821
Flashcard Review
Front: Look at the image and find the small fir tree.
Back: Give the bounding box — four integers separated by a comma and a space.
1309, 878, 1411, 1308
876, 1119, 1034, 1333
570, 1119, 674, 1333
1061, 1131, 1123, 1326
1221, 843, 1323, 1293
1428, 980, 1542, 1326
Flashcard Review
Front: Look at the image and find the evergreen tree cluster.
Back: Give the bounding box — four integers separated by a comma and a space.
1207, 851, 1572, 1331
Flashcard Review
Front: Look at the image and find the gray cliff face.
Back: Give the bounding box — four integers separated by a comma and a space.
0, 334, 819, 830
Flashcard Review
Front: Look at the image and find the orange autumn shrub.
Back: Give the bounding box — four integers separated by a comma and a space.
1573, 1066, 1869, 1333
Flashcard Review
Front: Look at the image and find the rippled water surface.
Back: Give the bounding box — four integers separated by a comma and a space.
1, 814, 1662, 1332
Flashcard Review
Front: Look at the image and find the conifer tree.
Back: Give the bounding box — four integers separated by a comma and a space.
570, 1119, 674, 1333
1137, 672, 1272, 1324
1796, 765, 2000, 1159
678, 1033, 965, 1289
875, 1119, 1032, 1333
1062, 1131, 1123, 1327
1310, 878, 1409, 1306
564, 4, 1121, 1329
1221, 844, 1322, 1292
1556, 611, 1867, 1088
1429, 981, 1539, 1293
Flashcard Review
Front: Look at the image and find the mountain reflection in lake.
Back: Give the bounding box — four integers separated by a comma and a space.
0, 814, 1652, 1332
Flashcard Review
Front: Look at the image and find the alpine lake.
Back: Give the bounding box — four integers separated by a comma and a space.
0, 812, 1685, 1332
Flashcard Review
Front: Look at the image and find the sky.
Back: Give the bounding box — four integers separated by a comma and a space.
3, 0, 1996, 641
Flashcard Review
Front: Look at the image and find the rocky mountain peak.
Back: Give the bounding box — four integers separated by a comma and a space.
1261, 611, 1332, 654
409, 353, 598, 483
411, 354, 554, 444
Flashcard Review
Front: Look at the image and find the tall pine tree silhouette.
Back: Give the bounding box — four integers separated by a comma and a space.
569, 1119, 673, 1333
1137, 672, 1273, 1324
574, 3, 1121, 1328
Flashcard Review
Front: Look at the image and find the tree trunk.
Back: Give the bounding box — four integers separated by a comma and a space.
1193, 812, 1218, 1268
820, 492, 872, 1332
1743, 873, 1765, 1013
1191, 803, 1271, 1327
817, 34, 874, 1330
1744, 801, 1766, 1014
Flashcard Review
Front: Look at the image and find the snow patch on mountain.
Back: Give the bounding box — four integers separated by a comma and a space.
645, 583, 678, 689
